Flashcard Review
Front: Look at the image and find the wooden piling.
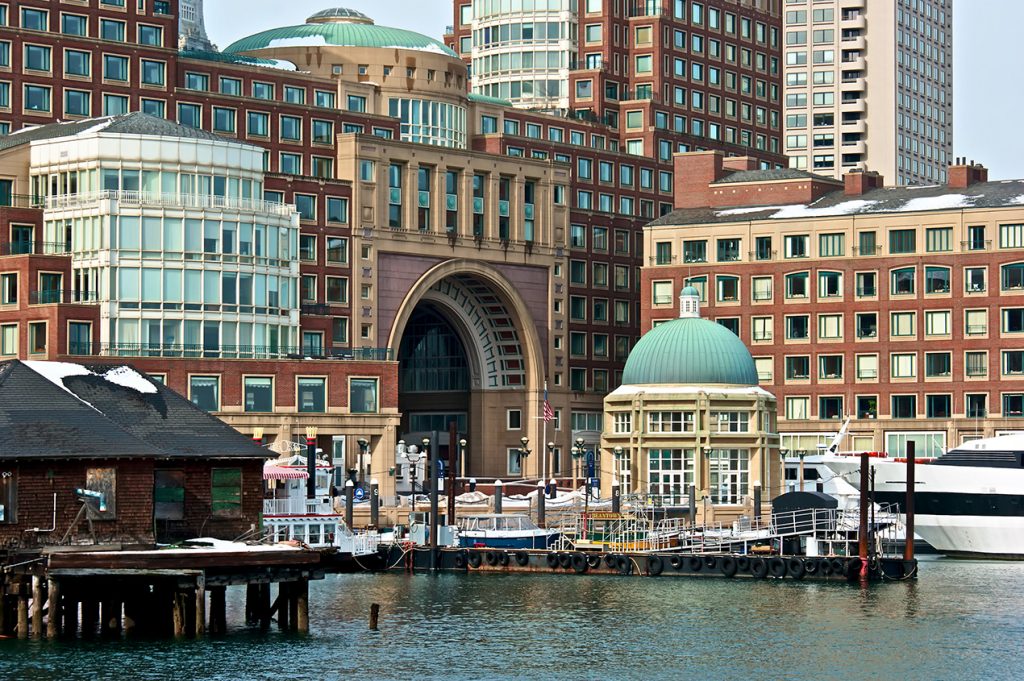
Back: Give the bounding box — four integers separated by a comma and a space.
62, 593, 78, 637
123, 592, 138, 637
101, 599, 121, 636
0, 593, 6, 636
296, 579, 309, 634
172, 590, 187, 639
16, 593, 29, 640
287, 582, 299, 632
277, 582, 290, 631
245, 583, 259, 625
194, 580, 206, 637
46, 579, 61, 639
258, 583, 271, 631
369, 603, 380, 631
31, 576, 43, 639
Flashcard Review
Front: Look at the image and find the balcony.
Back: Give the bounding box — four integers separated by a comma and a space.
841, 56, 866, 71
841, 15, 867, 30
44, 191, 295, 217
263, 498, 334, 516
962, 239, 992, 251
88, 343, 395, 361
840, 98, 866, 114
0, 241, 71, 256
301, 303, 332, 316
842, 118, 867, 134
841, 35, 867, 51
0, 193, 44, 209
842, 140, 868, 155
30, 290, 98, 305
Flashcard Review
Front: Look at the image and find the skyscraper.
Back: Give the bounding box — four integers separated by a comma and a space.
780, 0, 953, 185
178, 0, 217, 52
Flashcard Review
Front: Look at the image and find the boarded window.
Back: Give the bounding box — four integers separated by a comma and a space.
154, 469, 185, 521
211, 468, 242, 517
84, 467, 116, 519
0, 470, 16, 523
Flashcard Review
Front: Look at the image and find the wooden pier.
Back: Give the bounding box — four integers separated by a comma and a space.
0, 545, 325, 639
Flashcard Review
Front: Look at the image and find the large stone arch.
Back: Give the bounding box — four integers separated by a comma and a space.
388, 259, 546, 395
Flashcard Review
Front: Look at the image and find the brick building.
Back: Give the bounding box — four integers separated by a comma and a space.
0, 2, 787, 486
0, 360, 268, 548
644, 150, 1024, 458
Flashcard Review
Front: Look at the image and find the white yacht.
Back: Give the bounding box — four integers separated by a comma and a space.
823, 433, 1024, 559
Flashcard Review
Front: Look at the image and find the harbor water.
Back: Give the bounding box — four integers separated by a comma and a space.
2, 557, 1022, 680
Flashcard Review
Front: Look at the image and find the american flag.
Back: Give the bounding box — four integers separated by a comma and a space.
543, 389, 554, 422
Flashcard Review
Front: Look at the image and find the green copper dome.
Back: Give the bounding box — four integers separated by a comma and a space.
223, 8, 457, 57
622, 318, 760, 386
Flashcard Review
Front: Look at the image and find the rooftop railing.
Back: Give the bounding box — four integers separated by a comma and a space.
80, 342, 393, 361
44, 191, 296, 216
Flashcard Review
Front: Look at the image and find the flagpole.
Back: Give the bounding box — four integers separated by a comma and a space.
541, 380, 548, 483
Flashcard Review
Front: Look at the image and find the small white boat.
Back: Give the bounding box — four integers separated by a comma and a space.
456, 514, 560, 549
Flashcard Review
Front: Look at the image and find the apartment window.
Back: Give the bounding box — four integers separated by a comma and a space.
247, 112, 270, 137
755, 236, 772, 260
966, 267, 986, 293
855, 272, 877, 297
925, 267, 951, 294
785, 397, 809, 420
784, 235, 808, 258
891, 268, 915, 295
252, 82, 273, 100
891, 312, 915, 337
24, 45, 51, 72
891, 353, 917, 379
326, 277, 348, 304
177, 103, 201, 128
891, 395, 917, 419
1002, 263, 1024, 290
24, 85, 51, 112
819, 396, 843, 420
652, 281, 672, 305
64, 90, 91, 117
21, 8, 48, 31
966, 351, 988, 377
140, 59, 165, 86
683, 240, 707, 263
926, 227, 952, 253
219, 77, 241, 96
925, 352, 952, 378
717, 276, 739, 302
889, 229, 916, 254
752, 277, 772, 301
280, 115, 301, 141
103, 55, 129, 81
717, 238, 740, 262
858, 231, 876, 256
965, 309, 988, 336
1004, 351, 1024, 376
966, 394, 988, 418
785, 356, 810, 380
298, 378, 326, 413
785, 272, 808, 298
211, 468, 242, 518
138, 24, 163, 47
926, 395, 951, 419
1004, 394, 1024, 417
648, 411, 695, 434
327, 198, 349, 225
818, 314, 842, 340
655, 242, 672, 265
244, 377, 273, 412
212, 107, 235, 133
925, 310, 950, 337
819, 233, 844, 257
62, 14, 88, 36
856, 313, 877, 339
64, 49, 91, 77
999, 224, 1024, 249
786, 315, 809, 340
189, 376, 220, 411
818, 271, 842, 298
819, 355, 843, 380
856, 354, 878, 380
967, 226, 987, 251
752, 317, 772, 342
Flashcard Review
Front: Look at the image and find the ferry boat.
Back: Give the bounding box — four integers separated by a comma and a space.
822, 433, 1024, 559
456, 514, 561, 549
263, 455, 378, 556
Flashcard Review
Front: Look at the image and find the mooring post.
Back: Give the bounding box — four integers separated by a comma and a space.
16, 591, 29, 640
753, 482, 762, 522
296, 579, 309, 634
536, 480, 546, 527
859, 451, 870, 583
611, 479, 621, 514
47, 580, 63, 638
172, 590, 187, 639
904, 440, 916, 565
370, 479, 380, 527
493, 480, 503, 514
369, 603, 380, 631
31, 576, 43, 639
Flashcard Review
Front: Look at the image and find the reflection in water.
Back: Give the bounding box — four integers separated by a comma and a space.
2, 558, 1023, 680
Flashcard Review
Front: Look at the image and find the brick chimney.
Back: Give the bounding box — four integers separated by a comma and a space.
844, 169, 884, 196
948, 157, 989, 189
673, 151, 726, 209
722, 156, 759, 172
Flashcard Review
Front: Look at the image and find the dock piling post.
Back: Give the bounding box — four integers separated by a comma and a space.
31, 576, 43, 639
245, 584, 259, 625
611, 480, 621, 514
194, 577, 205, 637
859, 451, 870, 583
46, 579, 60, 639
494, 480, 503, 514
369, 603, 380, 630
536, 481, 546, 527
81, 598, 99, 638
172, 590, 187, 639
345, 480, 354, 528
277, 582, 291, 631
287, 582, 299, 632
753, 483, 762, 522
688, 485, 696, 527
258, 583, 271, 631
370, 479, 380, 527
209, 586, 226, 635
62, 593, 78, 637
16, 592, 29, 640
904, 440, 916, 565
296, 579, 309, 634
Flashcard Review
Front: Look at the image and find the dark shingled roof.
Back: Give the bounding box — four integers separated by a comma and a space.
649, 178, 1024, 228
0, 360, 269, 461
713, 167, 840, 184
0, 112, 245, 153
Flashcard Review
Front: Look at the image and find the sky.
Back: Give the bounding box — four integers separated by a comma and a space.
205, 0, 1024, 180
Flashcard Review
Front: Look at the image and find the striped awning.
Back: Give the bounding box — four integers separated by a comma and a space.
263, 465, 309, 480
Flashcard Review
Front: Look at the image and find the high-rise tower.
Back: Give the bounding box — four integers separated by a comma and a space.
179, 0, 218, 52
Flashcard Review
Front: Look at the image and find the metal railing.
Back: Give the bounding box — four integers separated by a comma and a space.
30, 290, 98, 304
89, 342, 393, 361
0, 193, 45, 209
263, 498, 333, 516
0, 241, 71, 256
44, 191, 295, 216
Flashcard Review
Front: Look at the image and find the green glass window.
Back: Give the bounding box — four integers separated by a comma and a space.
210, 468, 242, 517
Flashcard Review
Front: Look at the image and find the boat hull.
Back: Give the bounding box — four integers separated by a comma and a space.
824, 458, 1024, 559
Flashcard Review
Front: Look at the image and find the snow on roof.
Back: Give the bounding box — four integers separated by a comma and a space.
24, 361, 157, 398
895, 193, 976, 212
769, 199, 879, 219
715, 205, 792, 216
608, 383, 775, 398
382, 42, 452, 55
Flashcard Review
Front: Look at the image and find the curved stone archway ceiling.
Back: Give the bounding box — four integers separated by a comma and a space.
431, 275, 525, 389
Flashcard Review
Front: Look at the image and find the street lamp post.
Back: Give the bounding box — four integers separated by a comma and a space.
517, 436, 532, 479
546, 442, 556, 491
357, 437, 369, 488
